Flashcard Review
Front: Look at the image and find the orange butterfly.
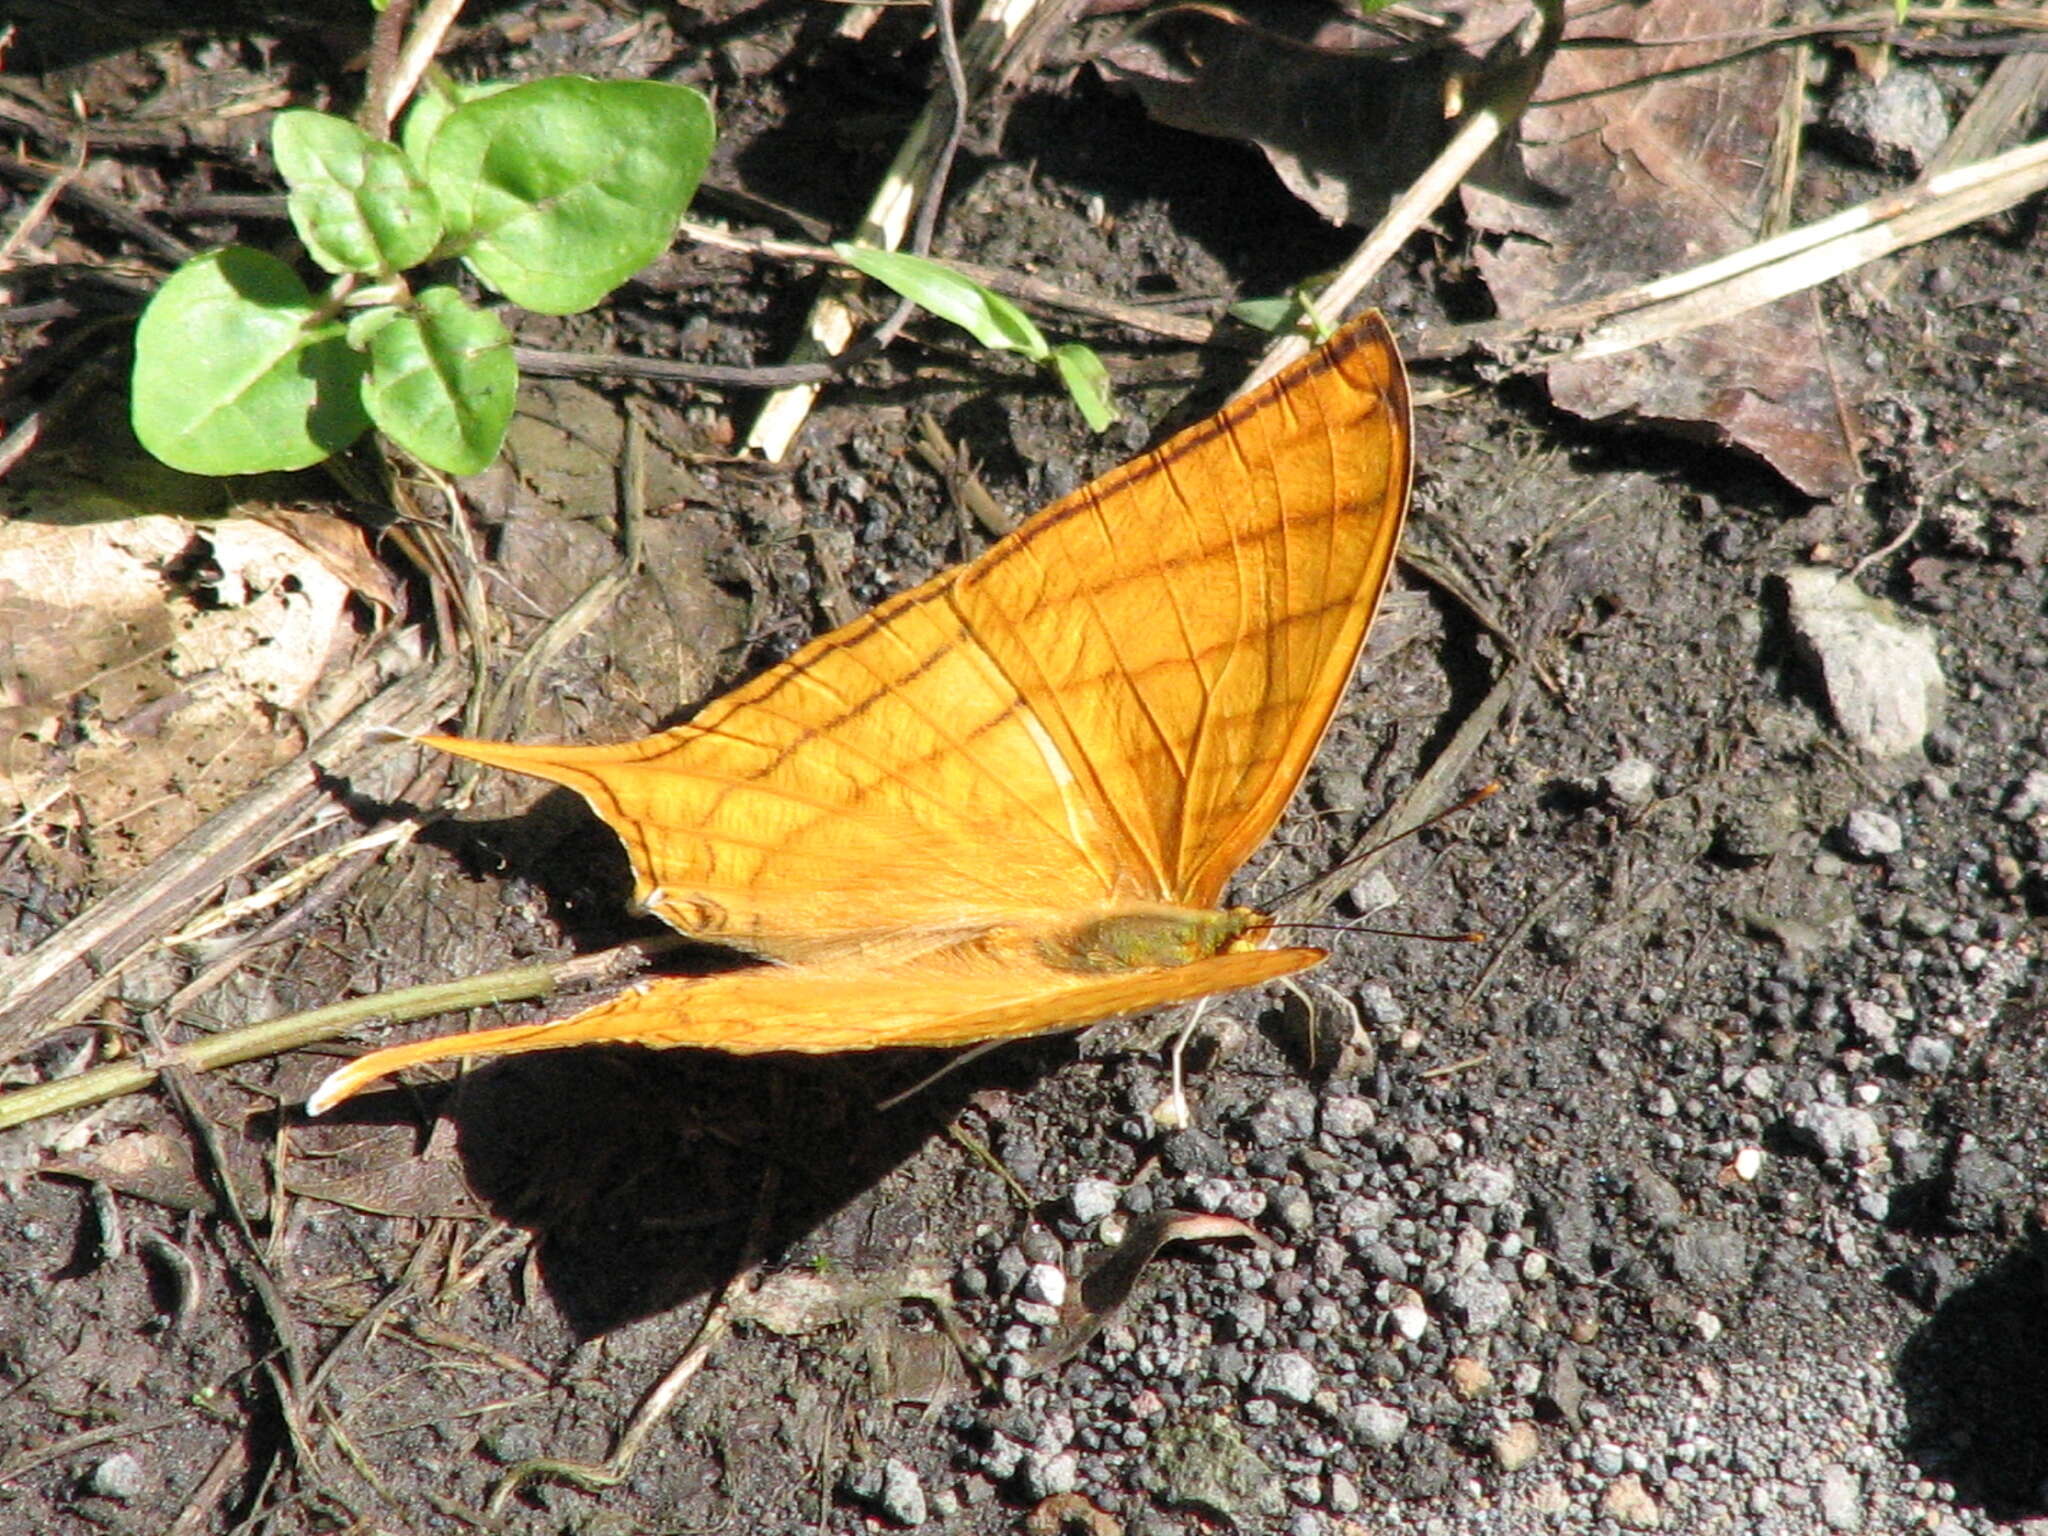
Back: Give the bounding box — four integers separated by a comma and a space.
308, 313, 1411, 1115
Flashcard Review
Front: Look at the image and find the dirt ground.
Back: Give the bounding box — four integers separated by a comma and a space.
2, 2, 2046, 1534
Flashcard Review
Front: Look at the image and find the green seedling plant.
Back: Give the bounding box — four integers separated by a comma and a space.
133, 76, 714, 477
1229, 289, 1338, 340
833, 244, 1118, 432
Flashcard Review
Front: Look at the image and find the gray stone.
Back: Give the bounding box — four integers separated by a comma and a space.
2004, 770, 2048, 822
1069, 1177, 1119, 1224
1346, 1401, 1410, 1449
1828, 70, 1951, 172
1019, 1451, 1078, 1500
1357, 981, 1406, 1026
1143, 1414, 1284, 1522
1902, 1034, 1955, 1075
1253, 1351, 1319, 1405
1782, 566, 1946, 759
1602, 756, 1658, 808
1446, 1268, 1513, 1333
1320, 1095, 1373, 1139
1819, 1463, 1863, 1530
1847, 999, 1899, 1053
1668, 1222, 1750, 1290
1788, 1103, 1882, 1166
1020, 1263, 1067, 1308
1268, 1185, 1315, 1235
87, 1453, 146, 1501
1842, 808, 1903, 859
877, 1460, 928, 1527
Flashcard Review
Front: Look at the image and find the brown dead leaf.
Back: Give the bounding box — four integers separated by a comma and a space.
733, 1260, 951, 1337
1463, 0, 1864, 495
1020, 1211, 1272, 1375
246, 503, 406, 615
1095, 0, 1456, 226
285, 1118, 486, 1220
0, 513, 356, 875
45, 1129, 215, 1215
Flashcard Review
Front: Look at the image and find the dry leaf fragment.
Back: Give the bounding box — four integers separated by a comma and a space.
1463, 0, 1863, 494
1019, 1211, 1273, 1375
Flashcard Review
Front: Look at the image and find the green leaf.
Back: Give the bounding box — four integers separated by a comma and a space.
274, 109, 442, 275
361, 286, 516, 475
425, 76, 714, 315
1050, 343, 1118, 433
1228, 296, 1301, 333
834, 244, 1049, 360
131, 247, 370, 475
399, 77, 517, 168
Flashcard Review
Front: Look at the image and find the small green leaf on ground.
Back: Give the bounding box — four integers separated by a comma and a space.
131, 247, 369, 476
360, 286, 516, 475
1228, 296, 1301, 333
835, 243, 1049, 358
425, 76, 714, 314
273, 110, 442, 275
1051, 343, 1118, 431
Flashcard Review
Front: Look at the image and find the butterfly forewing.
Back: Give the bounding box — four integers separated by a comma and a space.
951, 314, 1411, 907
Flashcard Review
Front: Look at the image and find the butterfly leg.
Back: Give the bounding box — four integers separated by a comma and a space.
1153, 998, 1217, 1131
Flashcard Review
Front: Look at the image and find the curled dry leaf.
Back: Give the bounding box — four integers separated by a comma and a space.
1018, 1211, 1274, 1376
1463, 0, 1864, 495
245, 503, 406, 615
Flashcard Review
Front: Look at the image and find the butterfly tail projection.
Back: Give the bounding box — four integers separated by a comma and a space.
306, 942, 1324, 1115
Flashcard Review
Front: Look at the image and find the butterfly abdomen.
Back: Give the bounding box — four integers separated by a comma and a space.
1036, 905, 1267, 973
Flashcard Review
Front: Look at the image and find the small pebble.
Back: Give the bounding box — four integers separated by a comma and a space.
88, 1453, 146, 1501
1320, 1096, 1373, 1139
1020, 1263, 1067, 1308
1902, 1034, 1955, 1075
877, 1460, 928, 1527
1789, 1103, 1882, 1167
1357, 982, 1406, 1026
1446, 1268, 1513, 1333
1254, 1352, 1320, 1405
1069, 1177, 1119, 1224
1601, 1472, 1662, 1529
1018, 1450, 1078, 1500
1269, 1186, 1315, 1235
1347, 1401, 1410, 1449
1602, 756, 1658, 808
1327, 1471, 1362, 1512
2003, 770, 2048, 821
1448, 1356, 1494, 1399
1842, 808, 1903, 859
1493, 1421, 1541, 1472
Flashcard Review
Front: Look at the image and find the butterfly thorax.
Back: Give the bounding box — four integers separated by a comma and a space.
1035, 905, 1270, 974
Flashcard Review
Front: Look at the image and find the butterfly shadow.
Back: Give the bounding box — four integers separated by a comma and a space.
335, 1036, 1059, 1339
312, 777, 1064, 1333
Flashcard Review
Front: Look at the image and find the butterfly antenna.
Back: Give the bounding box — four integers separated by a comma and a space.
1263, 918, 1488, 945
1269, 781, 1501, 920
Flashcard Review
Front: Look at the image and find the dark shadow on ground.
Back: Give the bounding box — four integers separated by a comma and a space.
1896, 1232, 2048, 1519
